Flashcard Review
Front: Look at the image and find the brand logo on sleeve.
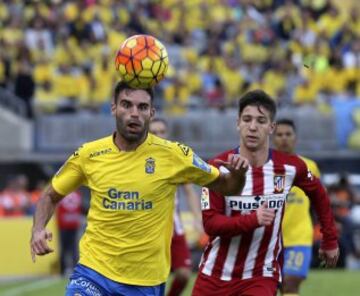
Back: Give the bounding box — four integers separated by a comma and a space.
274, 175, 285, 193
193, 154, 211, 173
307, 169, 314, 180
177, 142, 190, 156
145, 157, 155, 174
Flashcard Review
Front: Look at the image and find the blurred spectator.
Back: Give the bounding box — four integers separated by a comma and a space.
328, 175, 359, 268
0, 175, 30, 217
29, 179, 47, 215
14, 59, 35, 118
56, 190, 83, 276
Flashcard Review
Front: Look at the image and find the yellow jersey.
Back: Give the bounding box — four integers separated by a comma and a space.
52, 133, 219, 286
282, 156, 321, 247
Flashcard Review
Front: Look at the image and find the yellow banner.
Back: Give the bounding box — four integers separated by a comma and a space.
0, 217, 59, 277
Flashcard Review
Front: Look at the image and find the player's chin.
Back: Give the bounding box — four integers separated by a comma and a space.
244, 141, 259, 150
124, 130, 145, 142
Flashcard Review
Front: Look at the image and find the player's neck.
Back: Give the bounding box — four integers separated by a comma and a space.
240, 144, 270, 168
113, 132, 147, 151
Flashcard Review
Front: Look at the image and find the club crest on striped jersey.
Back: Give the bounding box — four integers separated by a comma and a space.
145, 157, 155, 174
273, 175, 285, 193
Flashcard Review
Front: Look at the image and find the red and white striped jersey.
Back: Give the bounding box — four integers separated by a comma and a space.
199, 148, 337, 283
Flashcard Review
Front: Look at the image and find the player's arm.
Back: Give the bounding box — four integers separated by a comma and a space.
171, 145, 248, 196
31, 185, 64, 261
294, 157, 339, 267
30, 146, 86, 262
206, 154, 249, 196
201, 188, 274, 237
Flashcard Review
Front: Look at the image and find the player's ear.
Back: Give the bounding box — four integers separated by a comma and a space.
150, 107, 155, 119
269, 121, 276, 134
111, 102, 116, 116
236, 117, 240, 131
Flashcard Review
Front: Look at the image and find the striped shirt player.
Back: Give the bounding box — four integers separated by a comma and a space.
193, 147, 338, 296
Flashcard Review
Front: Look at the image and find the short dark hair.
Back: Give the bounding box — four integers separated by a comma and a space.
151, 117, 168, 127
113, 81, 154, 103
238, 89, 277, 121
276, 118, 296, 132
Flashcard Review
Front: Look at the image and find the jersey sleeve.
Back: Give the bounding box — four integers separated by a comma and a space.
201, 187, 259, 237
52, 146, 87, 196
293, 157, 338, 250
170, 142, 219, 186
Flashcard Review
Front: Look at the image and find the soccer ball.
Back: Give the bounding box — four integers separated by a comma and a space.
115, 34, 169, 89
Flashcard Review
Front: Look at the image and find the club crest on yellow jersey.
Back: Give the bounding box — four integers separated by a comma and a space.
274, 175, 285, 193
145, 157, 155, 174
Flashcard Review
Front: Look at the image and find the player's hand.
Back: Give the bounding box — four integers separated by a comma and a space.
30, 229, 54, 262
214, 154, 249, 177
319, 247, 339, 268
256, 202, 275, 226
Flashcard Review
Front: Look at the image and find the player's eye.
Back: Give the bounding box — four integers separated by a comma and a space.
120, 101, 131, 108
258, 117, 267, 124
138, 104, 149, 111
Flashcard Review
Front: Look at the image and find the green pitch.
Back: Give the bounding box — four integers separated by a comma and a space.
0, 270, 359, 296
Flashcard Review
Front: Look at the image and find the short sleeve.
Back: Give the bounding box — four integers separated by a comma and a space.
170, 142, 219, 186
52, 146, 86, 196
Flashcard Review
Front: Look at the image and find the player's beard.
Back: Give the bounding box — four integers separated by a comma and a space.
116, 117, 149, 143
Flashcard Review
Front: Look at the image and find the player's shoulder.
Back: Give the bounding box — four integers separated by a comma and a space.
299, 155, 320, 176
74, 135, 114, 158
209, 147, 238, 167
271, 149, 306, 168
149, 133, 191, 156
299, 156, 317, 168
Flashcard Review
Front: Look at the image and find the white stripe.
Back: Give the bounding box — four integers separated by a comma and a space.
202, 237, 221, 276
241, 167, 253, 195
284, 165, 297, 194
242, 226, 265, 279
263, 203, 283, 277
277, 235, 283, 282
220, 236, 241, 281
263, 160, 274, 194
2, 278, 61, 296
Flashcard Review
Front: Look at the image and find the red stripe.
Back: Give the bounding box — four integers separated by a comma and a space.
232, 167, 264, 278
231, 232, 254, 278
252, 167, 264, 196
272, 161, 286, 280
252, 165, 274, 277
211, 237, 232, 278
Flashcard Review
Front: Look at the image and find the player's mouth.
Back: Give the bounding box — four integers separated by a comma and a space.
246, 135, 258, 142
127, 121, 142, 133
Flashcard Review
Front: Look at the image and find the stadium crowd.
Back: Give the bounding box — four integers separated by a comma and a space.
0, 0, 359, 117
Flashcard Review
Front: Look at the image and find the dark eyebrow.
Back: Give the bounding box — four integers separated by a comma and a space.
119, 98, 132, 104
